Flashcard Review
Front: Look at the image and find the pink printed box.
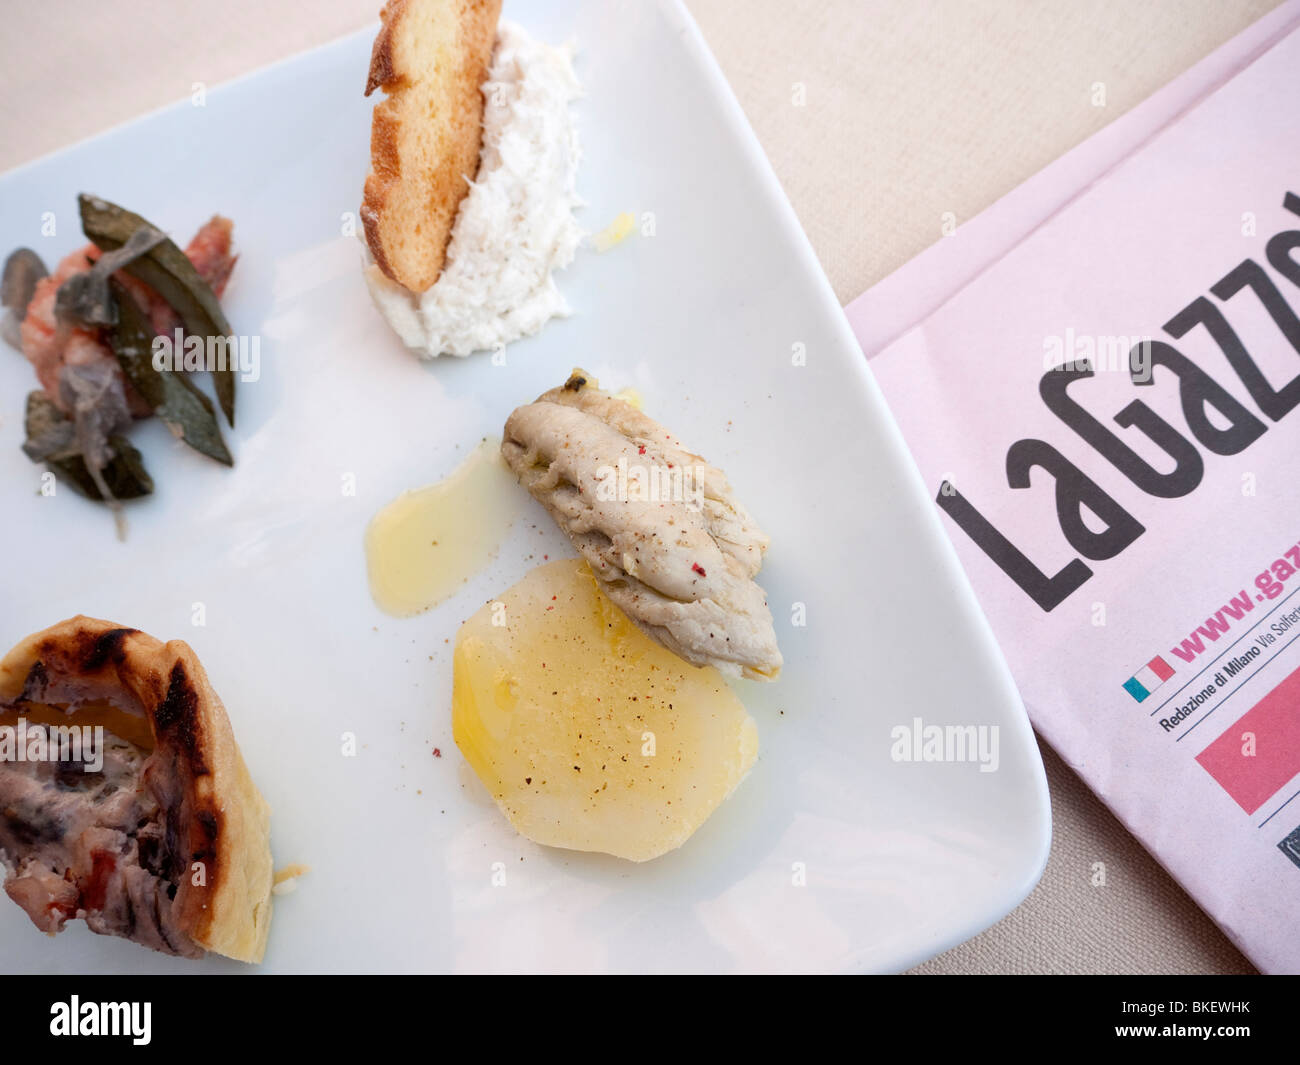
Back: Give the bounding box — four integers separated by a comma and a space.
1197, 663, 1300, 815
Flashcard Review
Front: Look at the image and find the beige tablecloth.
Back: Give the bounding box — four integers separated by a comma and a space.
1, 0, 1273, 974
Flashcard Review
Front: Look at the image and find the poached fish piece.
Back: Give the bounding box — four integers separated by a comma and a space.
502, 371, 782, 681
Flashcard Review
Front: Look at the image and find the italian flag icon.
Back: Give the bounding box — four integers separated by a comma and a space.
1122, 656, 1176, 703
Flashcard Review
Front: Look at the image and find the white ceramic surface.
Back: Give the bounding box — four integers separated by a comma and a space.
0, 0, 1049, 973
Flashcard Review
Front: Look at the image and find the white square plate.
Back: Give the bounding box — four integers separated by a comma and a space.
0, 0, 1049, 973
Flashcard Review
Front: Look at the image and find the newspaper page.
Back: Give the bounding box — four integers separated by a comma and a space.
851, 18, 1300, 972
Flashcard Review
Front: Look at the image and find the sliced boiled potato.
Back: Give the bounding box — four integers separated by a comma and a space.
452, 559, 758, 861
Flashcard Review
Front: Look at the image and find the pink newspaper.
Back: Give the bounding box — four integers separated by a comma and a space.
848, 2, 1300, 973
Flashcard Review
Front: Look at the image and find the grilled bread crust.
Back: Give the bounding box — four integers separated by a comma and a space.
361, 0, 502, 292
0, 617, 273, 963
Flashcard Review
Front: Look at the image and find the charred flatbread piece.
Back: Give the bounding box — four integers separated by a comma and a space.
0, 617, 272, 962
502, 371, 783, 681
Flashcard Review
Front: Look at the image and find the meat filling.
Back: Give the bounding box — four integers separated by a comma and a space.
0, 722, 201, 957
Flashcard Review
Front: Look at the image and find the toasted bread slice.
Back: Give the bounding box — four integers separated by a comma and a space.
361, 0, 502, 293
